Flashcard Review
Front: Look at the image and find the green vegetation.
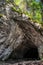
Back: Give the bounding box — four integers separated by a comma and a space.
6, 0, 43, 26
0, 14, 3, 18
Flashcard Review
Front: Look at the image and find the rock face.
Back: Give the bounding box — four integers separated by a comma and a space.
0, 17, 24, 61
0, 1, 43, 61
13, 17, 43, 60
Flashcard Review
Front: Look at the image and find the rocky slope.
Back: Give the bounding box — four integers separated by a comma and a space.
0, 1, 43, 61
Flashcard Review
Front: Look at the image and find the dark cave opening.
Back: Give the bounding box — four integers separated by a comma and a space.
8, 47, 40, 61
23, 47, 40, 60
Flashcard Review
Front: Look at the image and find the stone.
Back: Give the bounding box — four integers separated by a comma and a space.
0, 17, 24, 60
0, 1, 43, 61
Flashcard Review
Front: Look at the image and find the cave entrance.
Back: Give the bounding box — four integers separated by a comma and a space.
8, 46, 40, 61
23, 47, 40, 60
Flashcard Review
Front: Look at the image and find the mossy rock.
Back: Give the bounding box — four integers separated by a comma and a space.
0, 14, 3, 18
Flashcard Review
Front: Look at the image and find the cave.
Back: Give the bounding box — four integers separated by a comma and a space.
23, 47, 40, 60
8, 46, 40, 61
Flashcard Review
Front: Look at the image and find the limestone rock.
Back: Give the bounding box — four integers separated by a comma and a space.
0, 1, 43, 61
0, 17, 24, 60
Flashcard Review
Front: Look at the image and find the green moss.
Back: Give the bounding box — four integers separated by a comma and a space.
0, 14, 3, 18
12, 6, 22, 14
